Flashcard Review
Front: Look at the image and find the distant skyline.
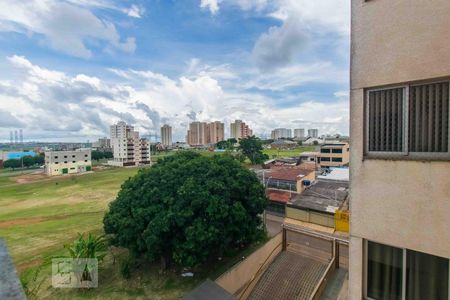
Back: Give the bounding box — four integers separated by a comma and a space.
0, 0, 350, 142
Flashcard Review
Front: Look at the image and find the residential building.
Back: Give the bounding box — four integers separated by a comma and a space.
208, 121, 225, 144
285, 179, 349, 229
230, 120, 253, 140
44, 149, 92, 176
187, 121, 225, 146
271, 128, 292, 140
294, 128, 305, 139
350, 0, 450, 299
160, 124, 172, 147
108, 121, 150, 167
264, 166, 316, 193
187, 121, 208, 146
318, 142, 350, 168
307, 129, 319, 138
92, 137, 111, 151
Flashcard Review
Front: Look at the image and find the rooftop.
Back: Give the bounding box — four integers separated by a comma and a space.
287, 180, 349, 214
266, 189, 296, 204
266, 166, 314, 182
318, 168, 349, 182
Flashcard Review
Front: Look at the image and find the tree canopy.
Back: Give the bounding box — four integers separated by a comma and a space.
103, 152, 267, 268
238, 136, 269, 165
91, 150, 113, 161
216, 138, 237, 150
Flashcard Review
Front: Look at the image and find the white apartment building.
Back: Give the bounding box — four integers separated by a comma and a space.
161, 124, 172, 147
307, 129, 318, 138
44, 149, 92, 176
271, 128, 292, 140
108, 121, 150, 167
294, 129, 305, 139
350, 0, 450, 299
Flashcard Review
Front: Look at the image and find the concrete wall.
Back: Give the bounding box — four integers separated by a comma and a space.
215, 233, 282, 298
286, 207, 335, 228
350, 0, 450, 298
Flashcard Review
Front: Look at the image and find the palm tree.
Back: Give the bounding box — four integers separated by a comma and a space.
64, 233, 107, 288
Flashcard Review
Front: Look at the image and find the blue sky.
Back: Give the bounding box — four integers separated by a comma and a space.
0, 0, 350, 142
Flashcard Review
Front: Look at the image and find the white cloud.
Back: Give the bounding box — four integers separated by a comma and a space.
0, 56, 349, 142
123, 4, 145, 18
0, 0, 136, 58
200, 0, 220, 15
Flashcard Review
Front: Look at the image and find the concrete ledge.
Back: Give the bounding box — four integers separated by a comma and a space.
0, 239, 25, 300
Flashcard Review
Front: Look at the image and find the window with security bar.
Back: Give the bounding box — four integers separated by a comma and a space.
366, 81, 450, 159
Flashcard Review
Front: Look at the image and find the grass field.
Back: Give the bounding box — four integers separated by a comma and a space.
263, 146, 317, 158
0, 164, 268, 299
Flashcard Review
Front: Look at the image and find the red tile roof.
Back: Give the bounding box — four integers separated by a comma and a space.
266, 189, 293, 204
267, 166, 314, 182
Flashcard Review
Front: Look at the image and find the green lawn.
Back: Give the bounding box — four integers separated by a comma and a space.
263, 146, 317, 158
0, 164, 267, 299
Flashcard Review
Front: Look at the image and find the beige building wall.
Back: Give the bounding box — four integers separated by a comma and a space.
45, 149, 92, 176
319, 143, 350, 168
350, 0, 450, 298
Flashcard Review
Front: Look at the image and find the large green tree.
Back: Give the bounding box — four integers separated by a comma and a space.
103, 152, 267, 268
238, 136, 269, 165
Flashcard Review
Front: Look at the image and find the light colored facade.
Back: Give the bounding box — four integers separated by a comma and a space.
44, 149, 92, 176
307, 129, 318, 138
270, 128, 292, 140
319, 142, 350, 168
230, 120, 253, 140
108, 121, 150, 167
294, 129, 305, 139
187, 121, 225, 146
160, 124, 172, 147
187, 121, 208, 146
208, 121, 225, 144
350, 0, 450, 299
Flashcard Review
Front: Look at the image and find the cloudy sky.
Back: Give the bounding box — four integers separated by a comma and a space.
0, 0, 350, 142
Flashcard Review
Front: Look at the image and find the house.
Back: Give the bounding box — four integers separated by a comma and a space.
285, 179, 349, 229
264, 166, 316, 193
318, 142, 350, 168
349, 0, 450, 298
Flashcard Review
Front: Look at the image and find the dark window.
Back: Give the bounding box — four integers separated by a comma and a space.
320, 157, 331, 162
406, 249, 449, 299
72, 161, 76, 163
72, 155, 75, 158
332, 148, 343, 153
64, 155, 67, 158
367, 88, 404, 152
332, 157, 342, 162
367, 81, 450, 158
409, 82, 449, 153
64, 161, 68, 164
320, 148, 331, 153
85, 154, 88, 157
54, 156, 58, 159
84, 160, 88, 162
367, 241, 450, 300
367, 241, 403, 300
